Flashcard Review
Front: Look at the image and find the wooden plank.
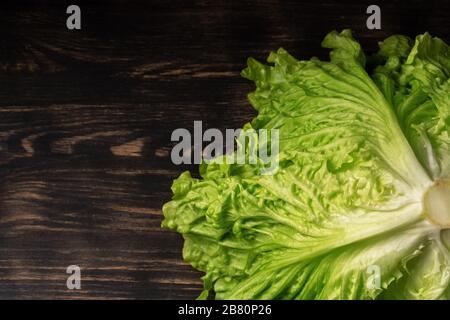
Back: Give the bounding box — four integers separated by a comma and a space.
0, 0, 448, 299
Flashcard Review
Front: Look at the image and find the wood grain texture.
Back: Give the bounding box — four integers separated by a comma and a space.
0, 0, 448, 299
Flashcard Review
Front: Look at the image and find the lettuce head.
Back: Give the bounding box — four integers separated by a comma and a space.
162, 30, 450, 300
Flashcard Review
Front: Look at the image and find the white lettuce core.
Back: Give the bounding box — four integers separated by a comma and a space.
424, 180, 450, 228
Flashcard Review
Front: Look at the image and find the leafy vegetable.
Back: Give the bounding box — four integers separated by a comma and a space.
162, 30, 450, 300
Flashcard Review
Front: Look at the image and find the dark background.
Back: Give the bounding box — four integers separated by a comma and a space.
0, 0, 448, 299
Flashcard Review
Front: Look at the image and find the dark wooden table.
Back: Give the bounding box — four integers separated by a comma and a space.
0, 0, 448, 299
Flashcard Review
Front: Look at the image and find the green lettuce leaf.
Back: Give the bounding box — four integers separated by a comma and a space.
373, 33, 450, 180
162, 30, 450, 300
